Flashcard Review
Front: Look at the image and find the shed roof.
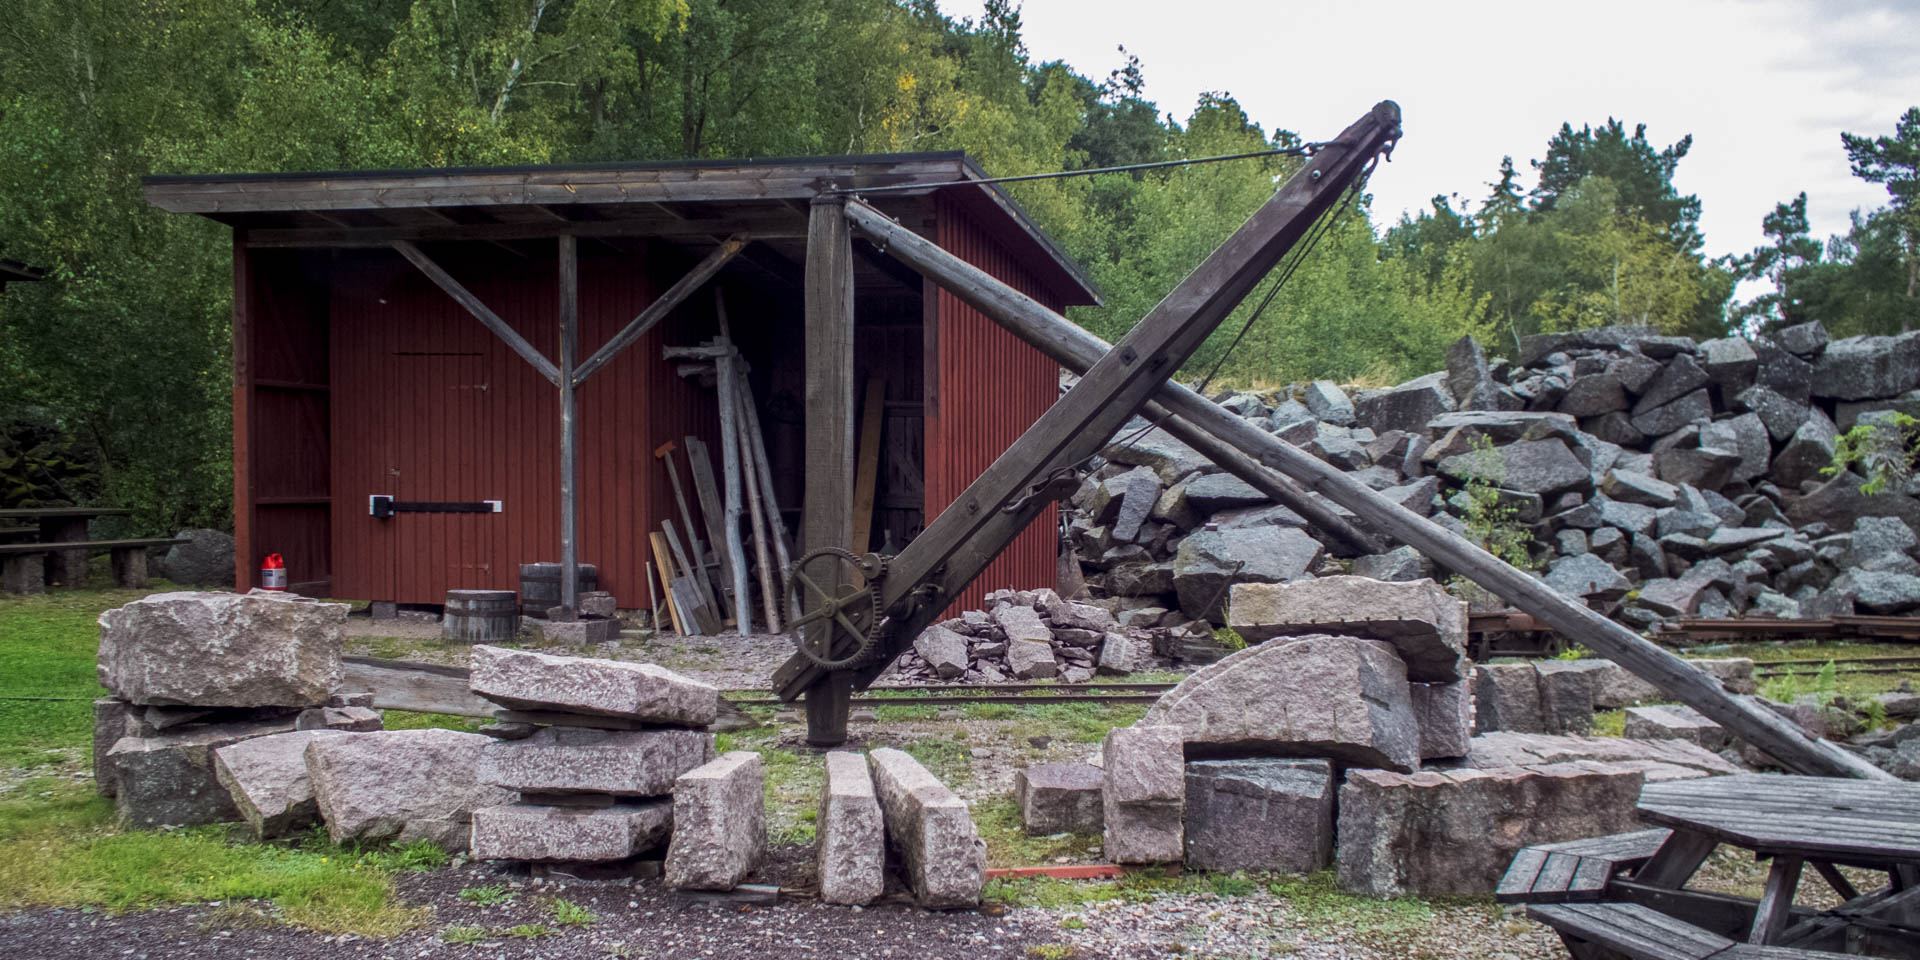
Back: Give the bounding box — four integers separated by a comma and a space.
0, 258, 44, 289
143, 151, 1098, 306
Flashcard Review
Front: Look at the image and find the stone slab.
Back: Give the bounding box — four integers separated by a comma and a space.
213, 729, 352, 839
1225, 576, 1469, 682
665, 751, 765, 890
817, 751, 885, 906
471, 800, 673, 862
1460, 731, 1742, 781
469, 645, 716, 726
109, 717, 297, 829
97, 590, 346, 707
1337, 761, 1645, 897
1410, 679, 1475, 760
477, 726, 714, 796
1146, 635, 1419, 772
1622, 704, 1732, 752
868, 747, 986, 908
306, 729, 513, 850
1183, 758, 1333, 874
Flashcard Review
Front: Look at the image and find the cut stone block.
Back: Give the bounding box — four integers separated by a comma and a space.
532, 618, 619, 644
1473, 662, 1543, 734
992, 604, 1053, 644
471, 800, 672, 862
1533, 661, 1598, 736
1184, 758, 1333, 874
1225, 575, 1468, 682
1622, 704, 1731, 752
869, 747, 986, 908
1096, 632, 1137, 675
213, 729, 352, 839
1410, 679, 1475, 760
1587, 658, 1757, 707
1337, 761, 1645, 897
306, 729, 512, 850
1462, 732, 1742, 782
817, 752, 884, 906
469, 645, 716, 726
478, 726, 713, 796
97, 590, 346, 707
1015, 762, 1105, 835
665, 751, 765, 891
1145, 635, 1419, 772
1103, 725, 1184, 805
109, 717, 297, 828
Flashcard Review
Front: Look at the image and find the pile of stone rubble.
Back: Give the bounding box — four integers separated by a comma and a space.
1060, 322, 1920, 632
1009, 577, 1746, 898
892, 587, 1153, 682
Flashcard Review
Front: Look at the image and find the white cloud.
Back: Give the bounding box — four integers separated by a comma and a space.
943, 0, 1919, 264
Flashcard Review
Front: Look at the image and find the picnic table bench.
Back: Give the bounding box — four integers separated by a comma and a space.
0, 506, 180, 592
1506, 774, 1920, 959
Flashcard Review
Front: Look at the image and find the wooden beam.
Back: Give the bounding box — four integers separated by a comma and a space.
558, 234, 581, 613
684, 436, 734, 619
392, 240, 560, 386
573, 236, 745, 387
841, 198, 1381, 555
232, 239, 255, 591
850, 375, 887, 553
802, 194, 857, 746
243, 216, 802, 248
836, 195, 1889, 783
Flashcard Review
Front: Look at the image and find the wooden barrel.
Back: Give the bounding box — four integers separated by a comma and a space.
442, 589, 519, 644
517, 562, 598, 617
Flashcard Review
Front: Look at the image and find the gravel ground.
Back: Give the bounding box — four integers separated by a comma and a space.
0, 859, 1567, 960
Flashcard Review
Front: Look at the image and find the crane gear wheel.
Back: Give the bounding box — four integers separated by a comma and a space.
786, 547, 887, 671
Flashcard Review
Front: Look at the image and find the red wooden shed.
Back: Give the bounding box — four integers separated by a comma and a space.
144, 153, 1098, 619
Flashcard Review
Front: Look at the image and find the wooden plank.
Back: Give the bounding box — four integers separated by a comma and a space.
734, 365, 796, 620
1568, 856, 1615, 900
0, 538, 185, 555
242, 217, 802, 248
661, 521, 709, 628
684, 436, 734, 618
391, 240, 560, 385
778, 102, 1402, 703
572, 237, 745, 386
649, 531, 684, 635
1497, 847, 1549, 903
728, 348, 782, 633
836, 196, 1890, 781
655, 443, 719, 615
1533, 852, 1581, 896
1810, 860, 1859, 902
669, 575, 718, 635
1526, 902, 1732, 960
801, 194, 858, 745
849, 375, 887, 553
1750, 856, 1804, 944
339, 656, 498, 718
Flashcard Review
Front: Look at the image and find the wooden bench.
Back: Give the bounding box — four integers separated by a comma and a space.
0, 538, 186, 593
1499, 829, 1674, 905
1527, 902, 1838, 960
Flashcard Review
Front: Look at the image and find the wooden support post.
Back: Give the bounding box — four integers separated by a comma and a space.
712, 300, 752, 635
1750, 856, 1804, 944
734, 356, 782, 633
850, 375, 886, 553
557, 234, 581, 614
802, 193, 856, 746
836, 195, 1889, 783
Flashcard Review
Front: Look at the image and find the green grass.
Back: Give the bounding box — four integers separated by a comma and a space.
381, 709, 486, 733
983, 866, 1267, 909
439, 924, 488, 945
973, 796, 1101, 868
0, 587, 478, 936
0, 587, 147, 767
1008, 703, 1148, 745
505, 923, 556, 939
549, 896, 595, 928
457, 883, 516, 906
1265, 871, 1443, 935
1592, 709, 1626, 737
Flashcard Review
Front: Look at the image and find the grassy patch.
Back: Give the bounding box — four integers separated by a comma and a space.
1266, 871, 1439, 935
549, 896, 595, 928
458, 883, 516, 906
900, 736, 972, 786
440, 924, 488, 945
1592, 709, 1626, 737
974, 796, 1101, 868
1008, 703, 1148, 745
0, 588, 146, 768
0, 779, 426, 935
732, 743, 822, 846
874, 703, 942, 722
983, 866, 1269, 909
380, 710, 486, 733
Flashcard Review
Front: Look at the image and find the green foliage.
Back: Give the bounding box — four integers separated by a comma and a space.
457, 883, 516, 907
1760, 660, 1839, 705
549, 896, 595, 928
505, 923, 557, 939
1266, 871, 1437, 935
1453, 438, 1535, 570
1826, 412, 1920, 494
439, 924, 488, 945
973, 796, 1099, 868
1213, 627, 1247, 652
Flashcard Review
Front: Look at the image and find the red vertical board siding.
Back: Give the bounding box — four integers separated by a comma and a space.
327, 242, 715, 606
236, 249, 332, 594
926, 193, 1061, 614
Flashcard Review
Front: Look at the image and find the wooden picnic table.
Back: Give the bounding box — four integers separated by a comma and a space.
1512, 773, 1920, 958
0, 505, 134, 585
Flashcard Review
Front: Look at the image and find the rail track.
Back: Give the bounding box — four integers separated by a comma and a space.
715, 654, 1920, 707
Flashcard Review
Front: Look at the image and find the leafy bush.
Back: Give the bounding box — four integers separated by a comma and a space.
1827, 412, 1920, 494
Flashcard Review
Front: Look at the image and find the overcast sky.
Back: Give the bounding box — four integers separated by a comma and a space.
941, 0, 1919, 267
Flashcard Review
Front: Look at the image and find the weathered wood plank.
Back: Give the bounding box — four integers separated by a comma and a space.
572, 236, 745, 387
683, 436, 734, 620
711, 337, 752, 635
340, 656, 498, 718
1750, 857, 1804, 944
849, 375, 887, 553
558, 234, 581, 613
